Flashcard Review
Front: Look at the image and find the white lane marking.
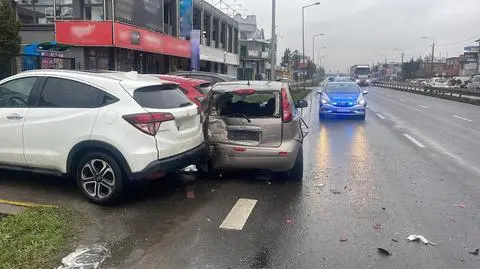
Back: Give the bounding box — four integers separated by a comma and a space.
403, 134, 426, 148
452, 115, 473, 122
400, 99, 406, 102
219, 198, 257, 230
418, 105, 430, 109
376, 113, 386, 120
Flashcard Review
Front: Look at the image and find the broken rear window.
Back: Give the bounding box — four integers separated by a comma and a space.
213, 92, 280, 118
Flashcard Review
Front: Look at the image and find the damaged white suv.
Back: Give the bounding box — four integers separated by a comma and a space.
0, 70, 205, 204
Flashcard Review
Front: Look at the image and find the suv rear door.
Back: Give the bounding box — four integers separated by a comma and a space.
131, 84, 203, 159
207, 88, 282, 148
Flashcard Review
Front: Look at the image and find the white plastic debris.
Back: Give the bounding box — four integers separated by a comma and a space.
183, 165, 198, 172
407, 234, 436, 246
58, 244, 110, 269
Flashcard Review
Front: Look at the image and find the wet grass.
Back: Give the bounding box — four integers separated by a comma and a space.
292, 89, 312, 102
0, 207, 75, 269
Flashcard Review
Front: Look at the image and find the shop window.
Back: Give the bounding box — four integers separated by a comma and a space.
17, 0, 103, 24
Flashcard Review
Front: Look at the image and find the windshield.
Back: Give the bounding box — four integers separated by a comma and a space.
355, 68, 371, 75
325, 84, 361, 93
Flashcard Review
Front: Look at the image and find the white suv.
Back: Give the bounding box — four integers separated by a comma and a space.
0, 70, 205, 204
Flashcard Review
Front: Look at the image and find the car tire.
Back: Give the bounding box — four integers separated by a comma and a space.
287, 146, 304, 182
76, 152, 125, 205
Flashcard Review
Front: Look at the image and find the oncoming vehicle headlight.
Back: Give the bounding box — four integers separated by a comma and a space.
356, 79, 361, 83
366, 79, 371, 83
321, 98, 330, 104
357, 99, 366, 106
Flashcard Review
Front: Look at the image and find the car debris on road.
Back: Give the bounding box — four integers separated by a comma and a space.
407, 234, 436, 246
469, 248, 479, 256
58, 245, 110, 269
377, 248, 392, 256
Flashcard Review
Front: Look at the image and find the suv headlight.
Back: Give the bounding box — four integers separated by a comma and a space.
356, 79, 361, 83
357, 99, 366, 106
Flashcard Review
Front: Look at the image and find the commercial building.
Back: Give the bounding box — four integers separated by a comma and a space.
235, 14, 271, 80
13, 0, 239, 76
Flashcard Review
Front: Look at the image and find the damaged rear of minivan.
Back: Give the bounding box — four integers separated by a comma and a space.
203, 81, 308, 181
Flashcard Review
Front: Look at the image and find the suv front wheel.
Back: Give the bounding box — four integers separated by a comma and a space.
76, 152, 125, 205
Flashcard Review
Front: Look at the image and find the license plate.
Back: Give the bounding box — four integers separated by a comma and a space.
336, 108, 351, 112
228, 131, 260, 141
177, 117, 196, 131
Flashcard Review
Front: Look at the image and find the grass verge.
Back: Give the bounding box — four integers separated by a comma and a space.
0, 207, 74, 269
292, 89, 313, 102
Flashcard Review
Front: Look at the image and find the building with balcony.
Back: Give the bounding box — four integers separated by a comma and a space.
13, 0, 239, 76
234, 14, 271, 80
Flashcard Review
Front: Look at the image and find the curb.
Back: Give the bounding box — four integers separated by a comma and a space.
0, 199, 57, 209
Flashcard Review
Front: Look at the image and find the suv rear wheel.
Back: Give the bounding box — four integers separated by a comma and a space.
76, 152, 124, 205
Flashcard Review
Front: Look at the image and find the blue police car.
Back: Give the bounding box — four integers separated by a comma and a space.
319, 82, 368, 120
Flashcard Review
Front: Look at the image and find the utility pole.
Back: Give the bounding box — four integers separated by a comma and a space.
476, 38, 480, 74
270, 0, 276, 80
431, 42, 435, 76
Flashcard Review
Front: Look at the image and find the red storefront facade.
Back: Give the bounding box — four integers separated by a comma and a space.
55, 21, 191, 73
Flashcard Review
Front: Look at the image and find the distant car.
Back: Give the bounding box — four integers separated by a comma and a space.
204, 81, 308, 181
429, 77, 450, 88
0, 70, 205, 204
466, 75, 480, 91
167, 71, 237, 85
319, 82, 368, 120
155, 75, 210, 107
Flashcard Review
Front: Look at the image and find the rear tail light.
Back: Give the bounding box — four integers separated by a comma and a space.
123, 112, 175, 136
233, 89, 256, 95
281, 88, 292, 122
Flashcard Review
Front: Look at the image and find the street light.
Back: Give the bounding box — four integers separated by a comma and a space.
421, 36, 435, 77
393, 48, 404, 64
312, 33, 324, 67
316, 46, 327, 67
302, 1, 320, 89
475, 38, 480, 74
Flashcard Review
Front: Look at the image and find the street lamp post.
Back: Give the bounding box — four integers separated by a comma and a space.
312, 33, 324, 67
316, 46, 327, 66
302, 2, 320, 89
475, 38, 480, 74
422, 36, 435, 77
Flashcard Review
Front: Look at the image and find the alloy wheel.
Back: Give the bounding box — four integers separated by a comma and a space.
80, 159, 116, 199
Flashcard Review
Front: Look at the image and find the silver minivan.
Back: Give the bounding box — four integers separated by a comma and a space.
203, 81, 308, 181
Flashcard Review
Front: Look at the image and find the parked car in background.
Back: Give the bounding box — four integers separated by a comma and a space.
0, 70, 205, 204
155, 75, 210, 107
168, 71, 237, 85
203, 81, 308, 181
428, 77, 450, 88
451, 76, 471, 88
466, 75, 480, 91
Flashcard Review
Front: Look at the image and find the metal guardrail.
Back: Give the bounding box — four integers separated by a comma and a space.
372, 82, 480, 106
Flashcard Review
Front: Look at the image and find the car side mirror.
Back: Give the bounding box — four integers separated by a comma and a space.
363, 90, 369, 95
297, 100, 308, 108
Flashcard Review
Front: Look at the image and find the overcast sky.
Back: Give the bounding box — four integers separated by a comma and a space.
234, 0, 480, 72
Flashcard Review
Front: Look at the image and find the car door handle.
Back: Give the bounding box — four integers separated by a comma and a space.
6, 114, 24, 120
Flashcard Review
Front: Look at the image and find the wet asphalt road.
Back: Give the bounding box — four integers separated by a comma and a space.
1, 86, 480, 268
